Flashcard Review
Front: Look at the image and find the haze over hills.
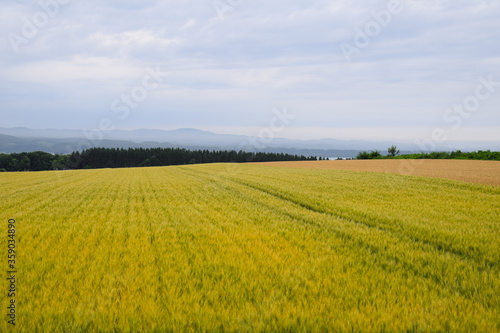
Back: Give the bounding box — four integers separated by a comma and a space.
0, 127, 497, 156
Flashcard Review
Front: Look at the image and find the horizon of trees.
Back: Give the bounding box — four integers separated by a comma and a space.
356, 148, 500, 161
1, 147, 499, 172
0, 148, 319, 172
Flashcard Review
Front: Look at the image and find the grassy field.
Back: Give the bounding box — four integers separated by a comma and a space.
1, 163, 499, 332
253, 160, 500, 186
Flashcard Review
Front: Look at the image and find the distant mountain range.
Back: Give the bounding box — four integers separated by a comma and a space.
0, 127, 497, 157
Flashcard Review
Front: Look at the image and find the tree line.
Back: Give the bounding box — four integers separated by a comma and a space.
0, 148, 318, 172
392, 150, 500, 161
356, 147, 500, 161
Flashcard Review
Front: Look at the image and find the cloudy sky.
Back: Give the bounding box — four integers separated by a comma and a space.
1, 0, 499, 145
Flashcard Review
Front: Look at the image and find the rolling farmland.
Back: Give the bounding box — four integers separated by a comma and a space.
1, 163, 499, 332
253, 159, 500, 186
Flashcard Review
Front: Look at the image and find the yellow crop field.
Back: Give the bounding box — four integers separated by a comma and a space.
1, 164, 499, 332
253, 160, 500, 187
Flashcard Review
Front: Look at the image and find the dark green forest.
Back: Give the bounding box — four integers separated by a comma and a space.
356, 150, 500, 161
1, 148, 498, 172
0, 148, 318, 172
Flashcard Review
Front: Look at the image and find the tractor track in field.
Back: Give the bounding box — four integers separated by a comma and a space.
175, 166, 498, 304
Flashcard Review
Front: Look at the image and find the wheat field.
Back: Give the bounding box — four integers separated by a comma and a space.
253, 159, 500, 186
1, 163, 499, 332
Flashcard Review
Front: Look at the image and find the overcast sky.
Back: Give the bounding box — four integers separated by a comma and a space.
1, 0, 499, 144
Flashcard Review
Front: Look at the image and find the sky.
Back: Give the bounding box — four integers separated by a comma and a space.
0, 0, 499, 145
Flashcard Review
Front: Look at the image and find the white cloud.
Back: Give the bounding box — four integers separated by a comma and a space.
0, 0, 498, 144
2, 56, 144, 83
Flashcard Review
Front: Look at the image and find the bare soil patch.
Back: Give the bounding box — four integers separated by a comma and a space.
251, 160, 500, 186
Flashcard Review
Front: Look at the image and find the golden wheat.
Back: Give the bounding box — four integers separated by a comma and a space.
253, 159, 500, 186
1, 164, 498, 332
